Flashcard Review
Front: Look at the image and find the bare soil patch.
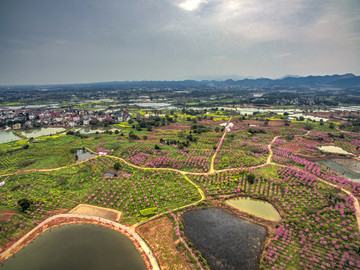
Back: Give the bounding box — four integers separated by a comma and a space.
69, 204, 122, 222
153, 123, 191, 131
0, 209, 17, 222
137, 216, 195, 270
105, 168, 132, 178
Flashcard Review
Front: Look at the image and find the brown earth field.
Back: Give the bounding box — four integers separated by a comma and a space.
238, 119, 286, 127
0, 209, 17, 222
153, 123, 191, 131
69, 205, 121, 222
137, 216, 195, 270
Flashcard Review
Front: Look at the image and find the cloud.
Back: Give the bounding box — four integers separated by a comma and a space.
0, 0, 359, 84
178, 0, 208, 11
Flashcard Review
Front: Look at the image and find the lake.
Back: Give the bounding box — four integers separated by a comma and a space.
182, 208, 266, 270
0, 131, 21, 144
1, 223, 147, 270
226, 197, 281, 221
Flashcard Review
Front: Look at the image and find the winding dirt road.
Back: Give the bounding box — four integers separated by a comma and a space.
1, 122, 360, 249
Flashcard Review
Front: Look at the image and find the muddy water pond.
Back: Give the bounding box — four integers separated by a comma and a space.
182, 208, 266, 270
226, 197, 281, 221
318, 159, 360, 182
0, 131, 21, 144
76, 149, 95, 161
1, 223, 147, 270
22, 127, 65, 138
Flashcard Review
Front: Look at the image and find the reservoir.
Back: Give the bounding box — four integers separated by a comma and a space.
226, 197, 281, 221
182, 208, 266, 270
1, 223, 147, 270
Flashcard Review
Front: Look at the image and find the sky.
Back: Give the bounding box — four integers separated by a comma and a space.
0, 0, 359, 85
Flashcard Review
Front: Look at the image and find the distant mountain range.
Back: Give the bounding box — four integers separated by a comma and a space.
215, 73, 360, 88
1, 73, 360, 89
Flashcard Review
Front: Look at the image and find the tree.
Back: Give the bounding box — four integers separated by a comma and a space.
246, 173, 256, 185
113, 162, 121, 171
329, 122, 335, 129
18, 198, 32, 212
214, 127, 220, 132
128, 131, 140, 140
155, 144, 160, 150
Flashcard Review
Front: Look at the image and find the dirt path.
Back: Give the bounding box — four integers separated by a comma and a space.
2, 131, 360, 233
131, 172, 206, 229
266, 136, 279, 165
209, 117, 232, 173
0, 155, 101, 177
0, 214, 160, 270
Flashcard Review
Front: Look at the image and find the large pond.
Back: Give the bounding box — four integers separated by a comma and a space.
76, 149, 95, 161
0, 131, 21, 144
318, 159, 360, 182
22, 127, 65, 138
226, 197, 281, 221
182, 208, 266, 270
1, 223, 147, 270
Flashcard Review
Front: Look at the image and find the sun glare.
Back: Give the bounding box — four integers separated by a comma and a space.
178, 0, 207, 11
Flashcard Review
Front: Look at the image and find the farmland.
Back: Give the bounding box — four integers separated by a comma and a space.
1, 109, 360, 269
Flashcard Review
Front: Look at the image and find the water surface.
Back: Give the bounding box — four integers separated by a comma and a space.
76, 149, 95, 161
0, 131, 21, 144
226, 197, 281, 221
183, 208, 266, 270
318, 159, 360, 182
1, 223, 147, 270
22, 127, 65, 138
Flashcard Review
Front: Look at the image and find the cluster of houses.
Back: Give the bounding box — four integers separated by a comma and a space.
276, 97, 315, 106
0, 108, 133, 130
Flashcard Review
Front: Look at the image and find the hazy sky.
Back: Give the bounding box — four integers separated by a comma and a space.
0, 0, 359, 85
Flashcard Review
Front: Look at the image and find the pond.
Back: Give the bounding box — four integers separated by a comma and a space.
318, 145, 353, 155
79, 127, 119, 134
318, 159, 360, 182
288, 113, 328, 122
76, 149, 95, 161
1, 223, 147, 270
226, 197, 281, 221
130, 102, 172, 108
182, 208, 266, 270
0, 131, 21, 144
22, 127, 65, 138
